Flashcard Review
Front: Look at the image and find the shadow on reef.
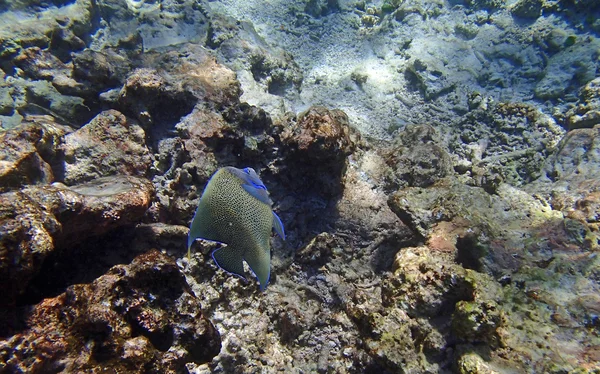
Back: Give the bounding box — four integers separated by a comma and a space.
3, 226, 140, 337
16, 226, 139, 307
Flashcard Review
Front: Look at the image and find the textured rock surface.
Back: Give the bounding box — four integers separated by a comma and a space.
0, 118, 68, 192
0, 250, 221, 373
566, 78, 600, 130
280, 105, 357, 197
118, 46, 241, 129
62, 110, 152, 185
0, 176, 154, 306
534, 38, 600, 100
384, 124, 453, 190
449, 101, 565, 187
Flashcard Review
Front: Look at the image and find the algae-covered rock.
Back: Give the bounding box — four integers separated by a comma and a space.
452, 300, 503, 346
450, 102, 564, 186
510, 0, 544, 18
249, 51, 303, 95
455, 349, 499, 374
341, 245, 504, 372
566, 77, 600, 130
384, 246, 502, 318
0, 0, 95, 58
465, 0, 506, 11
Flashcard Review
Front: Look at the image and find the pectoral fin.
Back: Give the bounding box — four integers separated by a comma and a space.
245, 247, 271, 291
212, 246, 246, 280
242, 183, 273, 205
272, 211, 285, 240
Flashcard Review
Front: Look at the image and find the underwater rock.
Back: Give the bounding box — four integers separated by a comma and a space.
0, 189, 60, 308
510, 0, 544, 18
0, 0, 96, 63
13, 47, 72, 83
452, 300, 503, 346
343, 245, 503, 372
384, 246, 501, 318
454, 348, 498, 374
0, 250, 221, 373
0, 175, 154, 306
295, 232, 339, 266
249, 51, 303, 95
532, 124, 600, 236
566, 77, 600, 130
280, 106, 356, 197
62, 110, 153, 185
450, 101, 564, 186
334, 156, 411, 255
131, 223, 189, 254
0, 83, 14, 117
95, 0, 207, 50
304, 0, 340, 18
204, 12, 304, 116
118, 68, 188, 127
0, 118, 69, 193
539, 125, 600, 188
406, 57, 456, 100
71, 48, 133, 94
222, 102, 273, 133
388, 177, 563, 270
23, 78, 93, 127
384, 124, 453, 189
534, 38, 600, 100
465, 0, 505, 11
118, 45, 240, 127
156, 45, 242, 110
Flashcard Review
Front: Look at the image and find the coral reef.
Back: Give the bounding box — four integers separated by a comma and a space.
1, 0, 599, 372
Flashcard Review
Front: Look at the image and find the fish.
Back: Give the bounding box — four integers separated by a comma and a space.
187, 166, 285, 291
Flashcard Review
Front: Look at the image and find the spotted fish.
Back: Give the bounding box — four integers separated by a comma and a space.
187, 167, 285, 291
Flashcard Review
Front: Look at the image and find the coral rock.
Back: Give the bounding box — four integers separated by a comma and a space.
281, 106, 356, 197
118, 46, 240, 127
62, 110, 153, 185
385, 124, 453, 189
0, 175, 154, 306
0, 118, 69, 193
566, 78, 600, 130
0, 250, 221, 373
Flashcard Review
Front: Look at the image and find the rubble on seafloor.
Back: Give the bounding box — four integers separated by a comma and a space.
0, 0, 599, 373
